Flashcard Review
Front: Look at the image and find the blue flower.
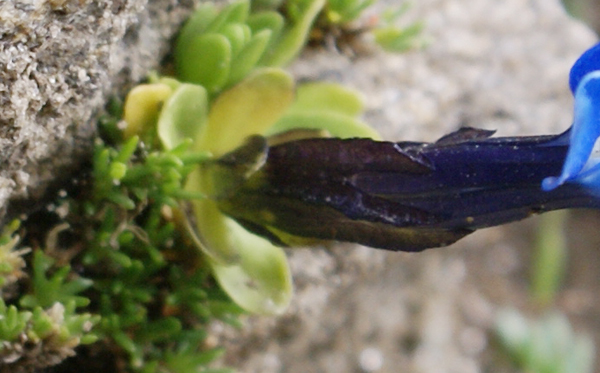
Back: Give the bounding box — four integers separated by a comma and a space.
211, 128, 597, 252
543, 42, 600, 193
206, 43, 600, 253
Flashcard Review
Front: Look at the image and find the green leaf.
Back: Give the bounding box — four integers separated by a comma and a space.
247, 11, 284, 39
157, 77, 182, 92
373, 22, 424, 52
195, 68, 295, 155
109, 162, 127, 181
184, 172, 293, 315
326, 0, 374, 23
251, 0, 283, 11
0, 301, 31, 341
137, 317, 182, 342
267, 110, 380, 139
530, 211, 567, 306
220, 23, 251, 57
175, 33, 232, 93
19, 251, 93, 309
157, 83, 209, 150
29, 307, 54, 340
122, 84, 173, 139
260, 0, 326, 67
227, 29, 272, 86
116, 136, 140, 163
175, 3, 219, 57
292, 82, 365, 117
208, 221, 293, 315
205, 0, 250, 33
164, 344, 226, 372
107, 193, 136, 210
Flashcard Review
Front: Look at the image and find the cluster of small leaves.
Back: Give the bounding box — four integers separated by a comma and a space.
143, 0, 384, 316
309, 0, 424, 53
175, 0, 422, 95
371, 4, 425, 52
1, 108, 241, 372
89, 134, 207, 213
0, 298, 99, 371
174, 0, 319, 93
0, 226, 98, 371
496, 308, 595, 373
70, 113, 242, 372
0, 220, 29, 288
494, 212, 595, 372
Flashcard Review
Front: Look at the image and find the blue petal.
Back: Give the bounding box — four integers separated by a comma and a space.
542, 71, 600, 191
572, 162, 600, 195
570, 42, 600, 93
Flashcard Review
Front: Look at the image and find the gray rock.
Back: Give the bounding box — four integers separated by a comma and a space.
0, 0, 203, 220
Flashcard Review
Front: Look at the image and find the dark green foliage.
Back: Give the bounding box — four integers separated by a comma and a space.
0, 105, 241, 372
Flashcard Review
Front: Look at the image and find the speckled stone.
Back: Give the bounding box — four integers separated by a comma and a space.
0, 0, 205, 220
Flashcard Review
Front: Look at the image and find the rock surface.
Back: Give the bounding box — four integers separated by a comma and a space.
0, 0, 204, 220
217, 0, 599, 372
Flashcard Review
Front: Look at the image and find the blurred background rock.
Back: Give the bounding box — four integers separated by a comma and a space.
564, 0, 600, 34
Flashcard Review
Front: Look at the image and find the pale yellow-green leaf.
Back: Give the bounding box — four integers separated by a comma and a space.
184, 171, 292, 315
209, 230, 292, 315
122, 83, 173, 139
157, 77, 181, 92
267, 110, 381, 139
157, 84, 208, 150
185, 191, 240, 264
196, 68, 294, 155
292, 82, 365, 117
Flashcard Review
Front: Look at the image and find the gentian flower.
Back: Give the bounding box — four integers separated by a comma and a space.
210, 128, 598, 252
209, 43, 600, 253
124, 41, 600, 314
